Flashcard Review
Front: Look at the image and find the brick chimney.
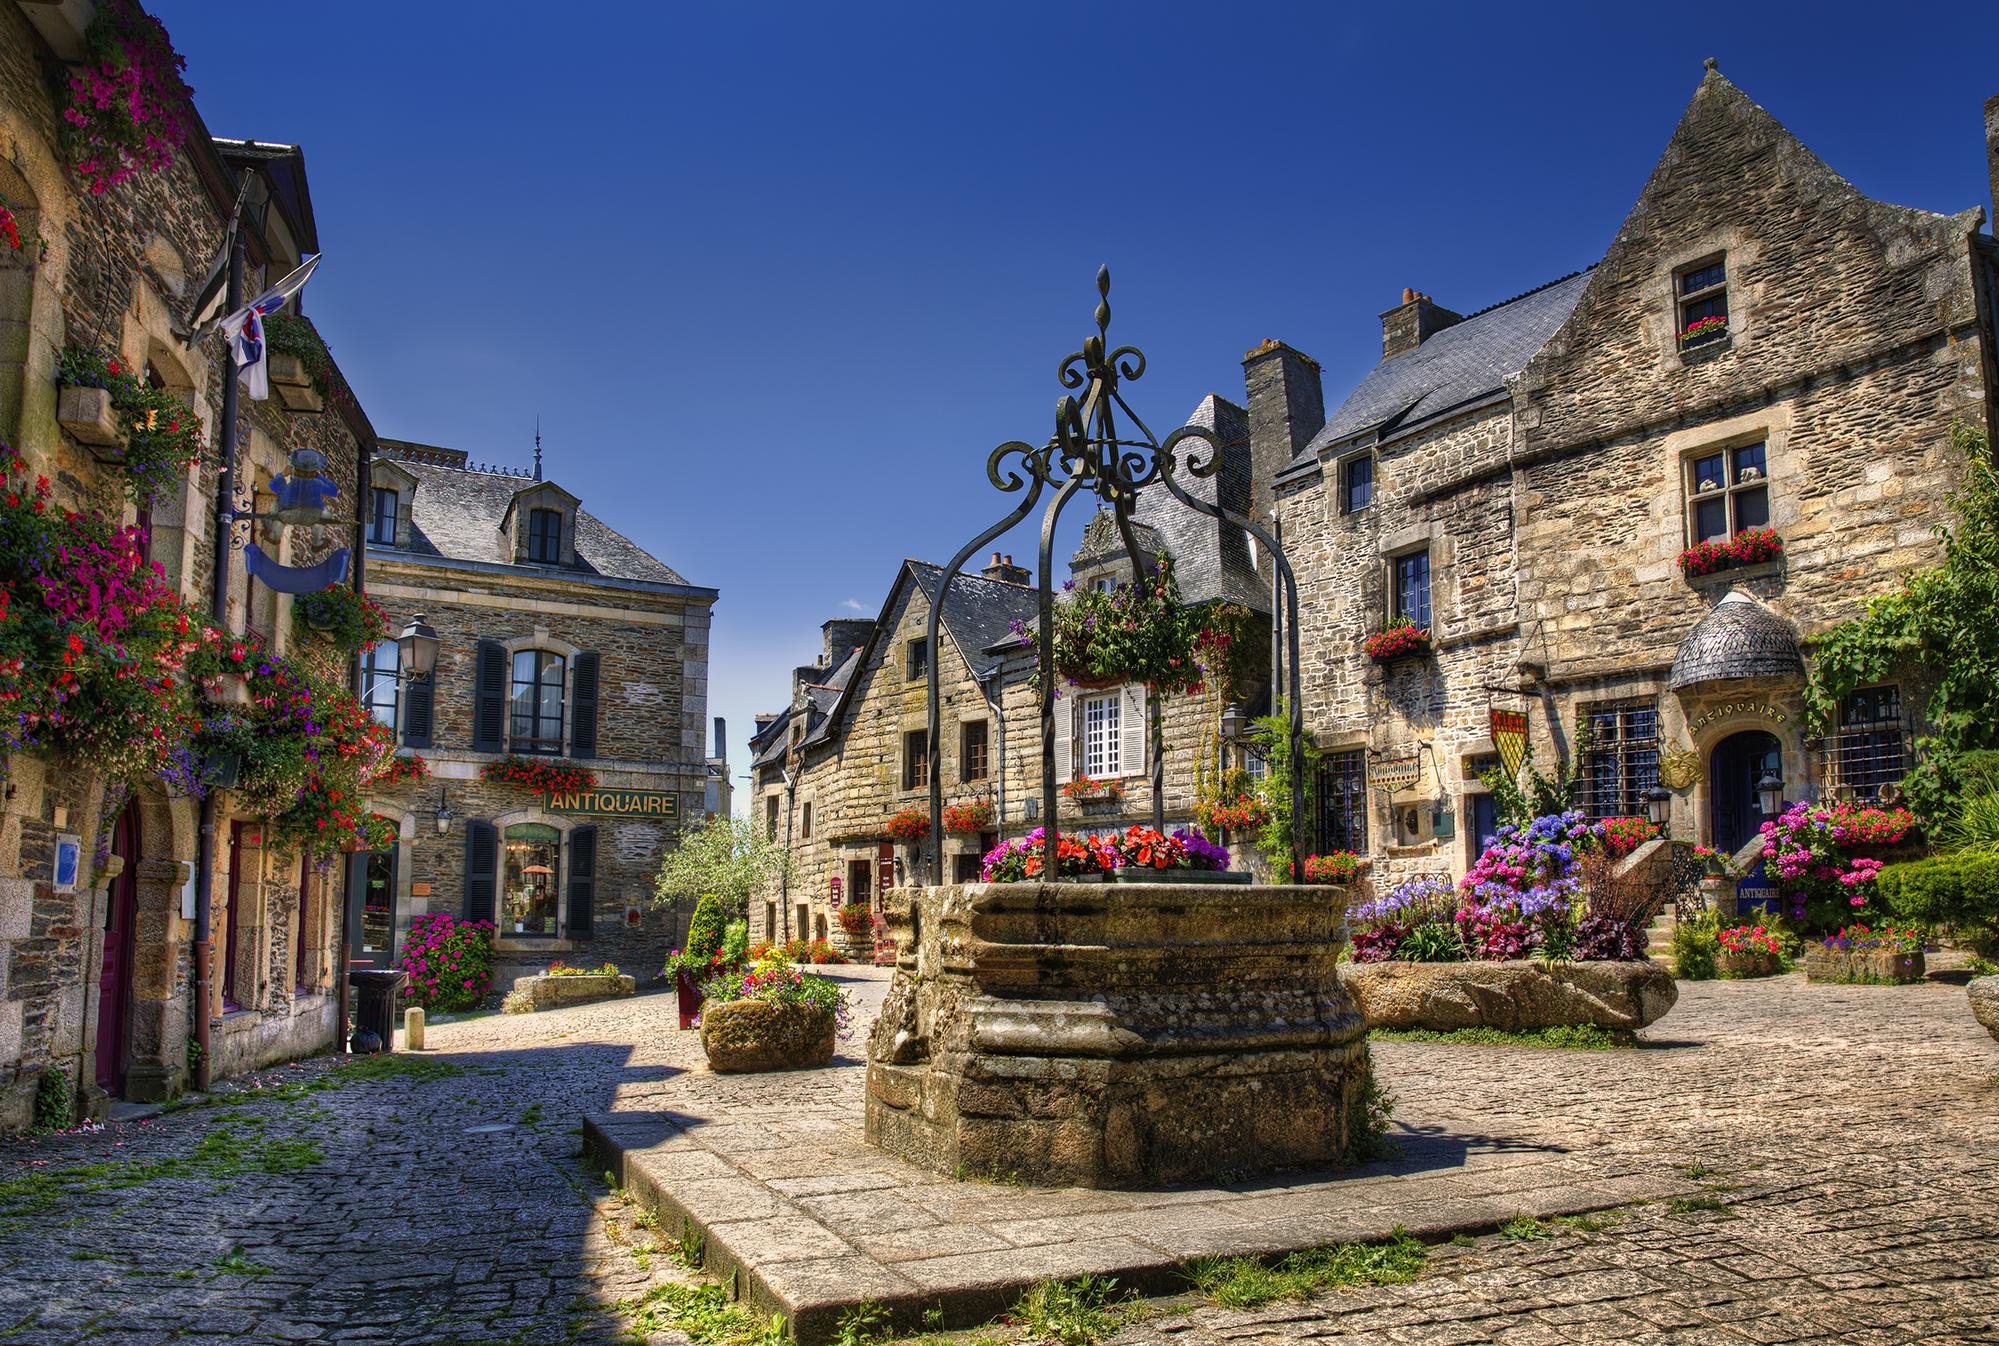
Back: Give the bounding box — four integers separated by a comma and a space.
980, 551, 1030, 585
1242, 339, 1325, 518
819, 617, 875, 668
1380, 287, 1464, 357
1986, 93, 1999, 226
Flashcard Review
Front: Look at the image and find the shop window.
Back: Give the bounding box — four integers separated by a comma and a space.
508, 650, 566, 754
1686, 442, 1770, 545
1316, 750, 1368, 855
1341, 455, 1373, 514
961, 719, 990, 782
904, 728, 929, 790
502, 823, 561, 936
1834, 685, 1906, 803
1676, 257, 1728, 349
1392, 550, 1431, 629
1578, 701, 1659, 819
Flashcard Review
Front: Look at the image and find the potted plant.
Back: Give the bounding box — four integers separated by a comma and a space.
941, 801, 993, 834
1200, 792, 1270, 833
61, 0, 195, 195
978, 828, 1118, 883
1363, 620, 1431, 663
1109, 825, 1246, 884
665, 892, 727, 1030
55, 345, 204, 502
1301, 851, 1360, 885
698, 955, 852, 1073
1038, 554, 1208, 693
1715, 923, 1781, 977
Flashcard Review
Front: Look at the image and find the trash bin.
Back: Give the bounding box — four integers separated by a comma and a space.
347, 968, 407, 1054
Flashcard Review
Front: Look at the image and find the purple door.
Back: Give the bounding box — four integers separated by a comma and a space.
94, 807, 138, 1093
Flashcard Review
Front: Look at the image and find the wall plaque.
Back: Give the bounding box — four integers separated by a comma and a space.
1369, 750, 1423, 792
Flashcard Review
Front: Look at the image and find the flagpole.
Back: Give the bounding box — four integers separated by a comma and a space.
191, 229, 244, 1093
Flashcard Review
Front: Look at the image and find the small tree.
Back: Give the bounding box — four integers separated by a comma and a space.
653, 815, 793, 926
684, 893, 724, 962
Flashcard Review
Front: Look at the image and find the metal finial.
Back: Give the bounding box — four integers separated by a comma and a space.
1703, 56, 1717, 73
533, 416, 543, 481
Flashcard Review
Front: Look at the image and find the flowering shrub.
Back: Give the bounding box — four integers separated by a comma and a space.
836, 905, 873, 936
1302, 851, 1360, 885
701, 955, 853, 1038
1110, 825, 1230, 872
1678, 315, 1728, 345
1362, 621, 1430, 661
480, 755, 597, 793
369, 753, 430, 787
1761, 800, 1917, 929
1200, 793, 1270, 832
1677, 527, 1783, 577
884, 808, 930, 841
1821, 924, 1924, 953
1062, 774, 1124, 803
941, 801, 992, 834
1599, 816, 1660, 856
292, 584, 388, 653
0, 205, 20, 253
396, 913, 496, 1012
57, 345, 204, 503
1718, 924, 1780, 956
63, 0, 194, 195
1348, 877, 1460, 963
1693, 843, 1750, 880
980, 827, 1118, 882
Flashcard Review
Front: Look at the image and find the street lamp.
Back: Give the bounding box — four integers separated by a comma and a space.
1219, 702, 1246, 747
1644, 785, 1671, 830
434, 789, 453, 835
396, 613, 439, 681
1757, 771, 1784, 819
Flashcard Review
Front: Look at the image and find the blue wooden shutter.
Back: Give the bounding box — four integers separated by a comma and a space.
473, 640, 506, 752
464, 820, 497, 925
566, 825, 596, 937
571, 651, 600, 758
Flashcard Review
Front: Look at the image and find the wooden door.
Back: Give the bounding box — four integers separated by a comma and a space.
93, 806, 138, 1093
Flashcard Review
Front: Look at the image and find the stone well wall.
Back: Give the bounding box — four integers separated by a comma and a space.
865, 880, 1369, 1189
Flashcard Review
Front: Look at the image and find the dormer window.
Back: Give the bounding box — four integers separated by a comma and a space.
527, 507, 562, 564
370, 487, 399, 545
1677, 257, 1729, 350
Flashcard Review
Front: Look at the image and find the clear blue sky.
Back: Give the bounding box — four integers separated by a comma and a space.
156, 2, 1999, 804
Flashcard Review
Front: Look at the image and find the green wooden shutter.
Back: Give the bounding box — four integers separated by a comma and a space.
464, 820, 497, 924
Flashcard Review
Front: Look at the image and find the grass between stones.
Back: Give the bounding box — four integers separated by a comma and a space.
1185, 1232, 1427, 1310
1369, 1024, 1637, 1049
620, 1282, 787, 1345
0, 1117, 322, 1226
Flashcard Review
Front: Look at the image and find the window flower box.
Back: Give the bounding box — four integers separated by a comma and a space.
480, 755, 598, 793
1061, 774, 1124, 804
941, 801, 992, 834
57, 384, 119, 446
1677, 315, 1728, 347
1363, 621, 1430, 662
1677, 527, 1782, 578
884, 808, 930, 841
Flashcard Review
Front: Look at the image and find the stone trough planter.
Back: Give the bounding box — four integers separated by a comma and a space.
1338, 959, 1678, 1033
1804, 946, 1925, 985
700, 1000, 835, 1072
514, 971, 636, 1011
866, 879, 1369, 1189
1969, 976, 1999, 1043
1716, 949, 1780, 979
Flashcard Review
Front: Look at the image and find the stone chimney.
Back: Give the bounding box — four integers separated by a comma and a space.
711, 716, 726, 760
1242, 339, 1325, 519
1380, 287, 1465, 358
820, 617, 876, 668
980, 551, 1031, 585
1986, 93, 1999, 226
753, 712, 779, 734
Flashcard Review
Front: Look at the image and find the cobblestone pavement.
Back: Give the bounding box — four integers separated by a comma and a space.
0, 968, 1994, 1345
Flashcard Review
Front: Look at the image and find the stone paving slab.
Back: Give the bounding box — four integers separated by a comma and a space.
586, 1048, 1698, 1343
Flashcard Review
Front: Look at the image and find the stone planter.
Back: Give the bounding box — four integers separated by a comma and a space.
1716, 948, 1780, 979
1804, 946, 1926, 985
1338, 959, 1678, 1033
57, 384, 118, 446
515, 972, 636, 1010
701, 999, 835, 1073
1969, 976, 1999, 1043
867, 880, 1369, 1189
1112, 867, 1251, 885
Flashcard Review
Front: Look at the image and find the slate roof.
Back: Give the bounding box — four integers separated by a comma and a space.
1668, 591, 1805, 690
386, 460, 692, 587
750, 646, 862, 765
907, 562, 1039, 679
1133, 395, 1268, 611
1288, 270, 1593, 476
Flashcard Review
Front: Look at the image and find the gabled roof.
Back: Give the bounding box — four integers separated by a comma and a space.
907, 562, 1040, 681
1290, 271, 1592, 475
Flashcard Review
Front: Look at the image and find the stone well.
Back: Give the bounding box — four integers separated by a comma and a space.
864, 880, 1369, 1189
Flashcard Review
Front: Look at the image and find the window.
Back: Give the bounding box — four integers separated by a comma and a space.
1392, 551, 1431, 629
369, 487, 399, 545
904, 728, 929, 790
961, 719, 990, 783
801, 802, 813, 839
501, 823, 561, 935
1082, 692, 1121, 778
905, 638, 929, 680
1316, 750, 1368, 854
526, 507, 562, 564
1578, 701, 1660, 819
508, 650, 566, 753
766, 795, 779, 841
1677, 257, 1728, 349
1834, 685, 1906, 803
1341, 456, 1373, 514
1686, 442, 1770, 546
1091, 576, 1117, 593
360, 642, 400, 734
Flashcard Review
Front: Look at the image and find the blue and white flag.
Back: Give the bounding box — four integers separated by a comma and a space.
219, 253, 320, 400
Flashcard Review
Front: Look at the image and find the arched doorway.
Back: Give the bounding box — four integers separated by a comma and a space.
1709, 729, 1781, 855
94, 803, 139, 1094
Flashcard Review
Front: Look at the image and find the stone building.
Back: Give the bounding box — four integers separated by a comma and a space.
0, 1, 380, 1122
749, 397, 1274, 947
359, 439, 719, 991
1265, 66, 1999, 894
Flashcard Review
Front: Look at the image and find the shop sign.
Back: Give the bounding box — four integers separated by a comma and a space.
1369, 749, 1423, 792
1489, 708, 1529, 779
541, 788, 680, 819
1690, 701, 1789, 734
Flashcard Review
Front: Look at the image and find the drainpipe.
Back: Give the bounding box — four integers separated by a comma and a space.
779, 768, 797, 942
982, 665, 1005, 836
191, 231, 245, 1091
339, 426, 373, 1049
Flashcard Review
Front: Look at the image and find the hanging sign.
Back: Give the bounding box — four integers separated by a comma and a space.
1490, 708, 1529, 780
541, 788, 680, 819
1369, 749, 1422, 792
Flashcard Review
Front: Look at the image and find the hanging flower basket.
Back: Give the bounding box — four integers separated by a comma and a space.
55, 345, 203, 503
1033, 554, 1208, 694
292, 584, 389, 652
62, 0, 195, 196
480, 755, 597, 793
941, 801, 993, 834
884, 809, 931, 841
1678, 527, 1783, 578
1364, 621, 1430, 662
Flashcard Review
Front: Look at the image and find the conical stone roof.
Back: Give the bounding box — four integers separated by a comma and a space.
1668, 590, 1804, 690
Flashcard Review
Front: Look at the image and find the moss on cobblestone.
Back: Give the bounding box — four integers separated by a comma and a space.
0, 1120, 322, 1226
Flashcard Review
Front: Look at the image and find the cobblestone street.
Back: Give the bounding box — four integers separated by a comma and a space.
1, 969, 1994, 1346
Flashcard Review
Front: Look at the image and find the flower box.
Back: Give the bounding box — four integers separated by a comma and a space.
884, 809, 930, 841
268, 351, 312, 388
1715, 949, 1779, 978
1804, 946, 1925, 985
274, 377, 325, 415
1678, 528, 1783, 579
941, 802, 992, 834
1678, 316, 1728, 347
701, 1000, 835, 1072
57, 385, 119, 446
1364, 622, 1431, 663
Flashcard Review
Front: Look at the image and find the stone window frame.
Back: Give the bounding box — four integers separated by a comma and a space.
904, 636, 930, 681
1674, 253, 1730, 351
367, 459, 420, 548
490, 806, 584, 944
1387, 546, 1432, 630
1338, 451, 1375, 515
1079, 690, 1122, 779
765, 793, 780, 841
499, 631, 582, 756
360, 642, 401, 737
1831, 684, 1907, 804
801, 800, 813, 840
369, 486, 400, 545
960, 717, 990, 783
1681, 435, 1772, 548
903, 726, 930, 791
1576, 699, 1662, 821
502, 482, 581, 567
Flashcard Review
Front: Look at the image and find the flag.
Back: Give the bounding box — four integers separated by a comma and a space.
184, 177, 250, 342
219, 253, 320, 400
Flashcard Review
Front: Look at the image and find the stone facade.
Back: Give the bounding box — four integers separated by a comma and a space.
0, 2, 373, 1122
361, 441, 720, 994
1266, 67, 1999, 897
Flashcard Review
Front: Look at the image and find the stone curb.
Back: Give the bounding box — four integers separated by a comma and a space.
584, 1111, 1690, 1345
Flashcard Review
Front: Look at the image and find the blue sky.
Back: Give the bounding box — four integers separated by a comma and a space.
156, 2, 1999, 804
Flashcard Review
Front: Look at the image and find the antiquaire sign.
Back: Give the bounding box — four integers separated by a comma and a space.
541, 788, 680, 819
